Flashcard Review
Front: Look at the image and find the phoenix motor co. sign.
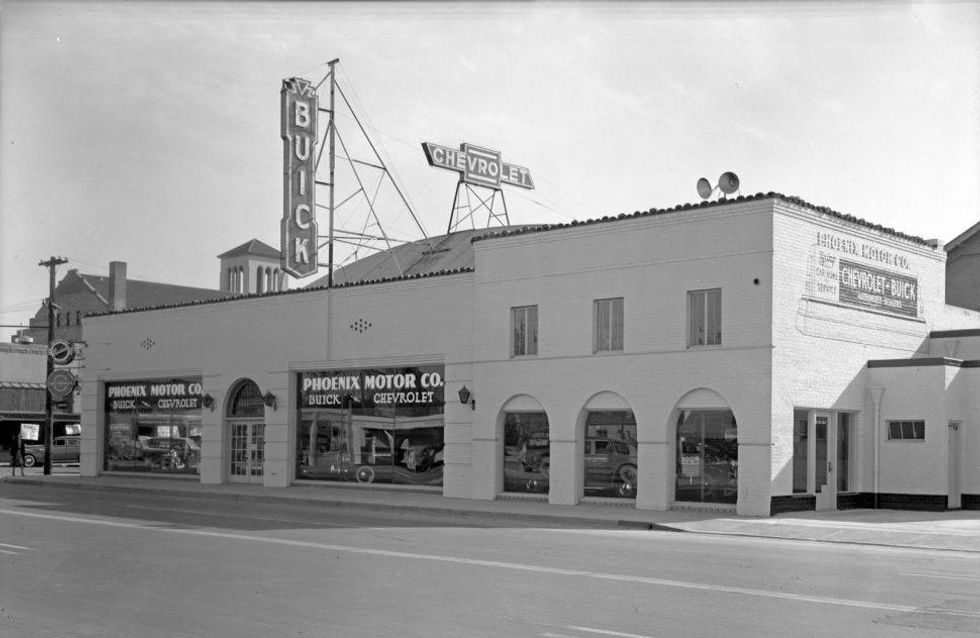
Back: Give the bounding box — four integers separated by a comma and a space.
280, 77, 319, 278
422, 142, 534, 190
105, 378, 204, 412
809, 231, 920, 318
300, 366, 445, 411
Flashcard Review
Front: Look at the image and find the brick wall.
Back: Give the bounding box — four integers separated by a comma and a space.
770, 201, 947, 499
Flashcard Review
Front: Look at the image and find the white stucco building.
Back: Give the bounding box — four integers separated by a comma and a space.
78, 194, 980, 516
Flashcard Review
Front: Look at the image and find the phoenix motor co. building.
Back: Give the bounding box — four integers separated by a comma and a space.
78, 194, 980, 516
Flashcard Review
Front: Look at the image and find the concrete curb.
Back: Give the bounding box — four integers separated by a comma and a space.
4, 477, 976, 553
0, 477, 645, 530
669, 526, 980, 554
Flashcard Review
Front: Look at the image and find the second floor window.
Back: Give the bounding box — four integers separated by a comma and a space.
511, 305, 538, 356
594, 297, 624, 352
688, 288, 722, 347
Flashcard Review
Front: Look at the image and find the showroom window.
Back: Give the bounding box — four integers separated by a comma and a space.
583, 410, 636, 498
511, 305, 538, 356
888, 420, 925, 441
687, 288, 722, 347
503, 412, 550, 494
104, 378, 203, 475
676, 409, 737, 504
296, 366, 445, 486
594, 297, 624, 352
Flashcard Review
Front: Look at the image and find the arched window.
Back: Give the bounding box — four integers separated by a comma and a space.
503, 411, 550, 495
56, 313, 61, 327
676, 409, 737, 504
65, 313, 71, 326
76, 311, 82, 325
227, 379, 264, 418
256, 266, 265, 294
239, 266, 245, 293
583, 409, 637, 498
265, 267, 272, 292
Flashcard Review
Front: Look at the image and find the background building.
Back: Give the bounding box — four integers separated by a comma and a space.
3, 241, 274, 454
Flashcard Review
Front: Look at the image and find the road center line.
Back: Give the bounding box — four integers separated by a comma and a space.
900, 570, 980, 582
0, 507, 920, 613
568, 626, 658, 638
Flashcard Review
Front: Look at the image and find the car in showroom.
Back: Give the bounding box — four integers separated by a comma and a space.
142, 436, 201, 470
584, 436, 637, 495
23, 435, 81, 467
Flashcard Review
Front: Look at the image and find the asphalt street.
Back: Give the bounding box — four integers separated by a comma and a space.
1, 483, 978, 638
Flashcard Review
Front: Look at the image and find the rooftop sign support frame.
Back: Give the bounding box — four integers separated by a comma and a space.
421, 141, 534, 234
280, 60, 434, 287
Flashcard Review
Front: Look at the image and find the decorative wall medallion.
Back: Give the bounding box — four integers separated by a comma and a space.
139, 337, 156, 350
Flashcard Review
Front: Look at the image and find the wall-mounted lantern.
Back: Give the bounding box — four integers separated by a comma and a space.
457, 385, 474, 410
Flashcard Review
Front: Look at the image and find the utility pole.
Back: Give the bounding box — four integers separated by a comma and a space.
326, 57, 338, 289
39, 256, 68, 475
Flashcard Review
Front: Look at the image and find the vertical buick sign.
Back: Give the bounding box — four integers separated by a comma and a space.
281, 77, 318, 278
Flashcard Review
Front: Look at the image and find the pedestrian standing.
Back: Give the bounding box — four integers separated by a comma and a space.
11, 433, 26, 476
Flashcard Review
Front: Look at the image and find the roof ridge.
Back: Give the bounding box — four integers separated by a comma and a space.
87, 267, 475, 319
471, 192, 930, 246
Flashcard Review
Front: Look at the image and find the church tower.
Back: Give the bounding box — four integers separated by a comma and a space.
218, 240, 288, 294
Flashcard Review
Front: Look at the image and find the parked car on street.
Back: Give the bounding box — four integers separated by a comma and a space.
23, 435, 81, 467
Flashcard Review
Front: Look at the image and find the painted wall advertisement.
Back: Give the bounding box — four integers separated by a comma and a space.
807, 231, 920, 318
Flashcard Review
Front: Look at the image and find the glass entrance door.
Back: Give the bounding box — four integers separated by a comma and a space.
229, 420, 264, 483
814, 412, 835, 510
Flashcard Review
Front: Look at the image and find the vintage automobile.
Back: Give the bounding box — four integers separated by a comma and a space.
518, 431, 551, 475
142, 437, 200, 470
584, 437, 637, 489
300, 449, 380, 484
23, 435, 81, 467
399, 442, 443, 472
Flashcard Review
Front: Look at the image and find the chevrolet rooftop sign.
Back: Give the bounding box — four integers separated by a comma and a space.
422, 142, 534, 190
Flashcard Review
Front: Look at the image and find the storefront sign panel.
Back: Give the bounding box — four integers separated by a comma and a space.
105, 378, 204, 412
280, 77, 318, 278
300, 365, 445, 413
838, 259, 918, 317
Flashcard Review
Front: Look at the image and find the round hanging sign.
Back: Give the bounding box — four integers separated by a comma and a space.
47, 369, 77, 400
49, 339, 76, 365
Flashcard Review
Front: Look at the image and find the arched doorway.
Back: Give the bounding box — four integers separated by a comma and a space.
226, 379, 265, 483
674, 390, 737, 505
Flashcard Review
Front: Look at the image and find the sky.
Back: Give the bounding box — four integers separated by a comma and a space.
2, 1, 979, 342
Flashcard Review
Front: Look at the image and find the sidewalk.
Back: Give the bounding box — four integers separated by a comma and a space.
3, 472, 979, 553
